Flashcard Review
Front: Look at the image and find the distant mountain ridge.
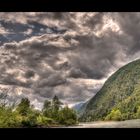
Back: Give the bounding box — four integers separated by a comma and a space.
72, 102, 83, 111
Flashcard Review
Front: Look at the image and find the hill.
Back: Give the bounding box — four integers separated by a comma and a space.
80, 59, 140, 121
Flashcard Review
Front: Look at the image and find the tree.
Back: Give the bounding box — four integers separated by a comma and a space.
50, 95, 63, 120
42, 100, 52, 118
16, 98, 30, 116
136, 106, 140, 118
52, 95, 62, 111
43, 100, 51, 111
58, 106, 77, 125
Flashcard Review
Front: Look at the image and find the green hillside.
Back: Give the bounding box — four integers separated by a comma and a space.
80, 59, 140, 122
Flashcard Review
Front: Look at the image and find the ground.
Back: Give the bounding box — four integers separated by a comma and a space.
55, 119, 140, 128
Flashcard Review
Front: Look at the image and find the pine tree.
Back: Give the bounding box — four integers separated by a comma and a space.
16, 98, 30, 116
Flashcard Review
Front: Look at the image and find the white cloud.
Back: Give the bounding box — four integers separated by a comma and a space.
23, 28, 33, 35
0, 26, 9, 35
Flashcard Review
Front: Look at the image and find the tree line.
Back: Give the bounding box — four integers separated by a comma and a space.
0, 92, 78, 127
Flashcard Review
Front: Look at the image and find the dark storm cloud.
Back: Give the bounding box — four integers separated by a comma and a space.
68, 67, 87, 78
1, 12, 140, 107
0, 74, 31, 88
84, 12, 105, 29
24, 70, 35, 78
65, 32, 122, 79
110, 13, 140, 55
37, 72, 67, 87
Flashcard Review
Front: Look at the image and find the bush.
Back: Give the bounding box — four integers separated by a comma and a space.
20, 110, 40, 127
136, 106, 140, 118
64, 119, 77, 126
0, 108, 21, 128
37, 115, 55, 127
105, 109, 122, 121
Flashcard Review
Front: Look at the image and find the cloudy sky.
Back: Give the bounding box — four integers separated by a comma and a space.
0, 12, 140, 109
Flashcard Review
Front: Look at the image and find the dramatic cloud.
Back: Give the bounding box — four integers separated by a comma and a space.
0, 12, 140, 109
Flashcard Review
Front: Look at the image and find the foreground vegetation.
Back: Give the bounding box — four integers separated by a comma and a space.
0, 93, 78, 128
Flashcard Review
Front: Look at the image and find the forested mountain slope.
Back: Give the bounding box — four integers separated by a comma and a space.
80, 59, 140, 121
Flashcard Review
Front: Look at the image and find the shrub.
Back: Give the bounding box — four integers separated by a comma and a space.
105, 109, 122, 121
37, 115, 54, 127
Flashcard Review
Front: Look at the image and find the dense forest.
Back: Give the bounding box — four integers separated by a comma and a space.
80, 59, 140, 122
0, 93, 78, 128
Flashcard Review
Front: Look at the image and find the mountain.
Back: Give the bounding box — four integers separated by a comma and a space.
72, 102, 84, 111
72, 102, 87, 112
80, 59, 140, 121
72, 101, 89, 119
